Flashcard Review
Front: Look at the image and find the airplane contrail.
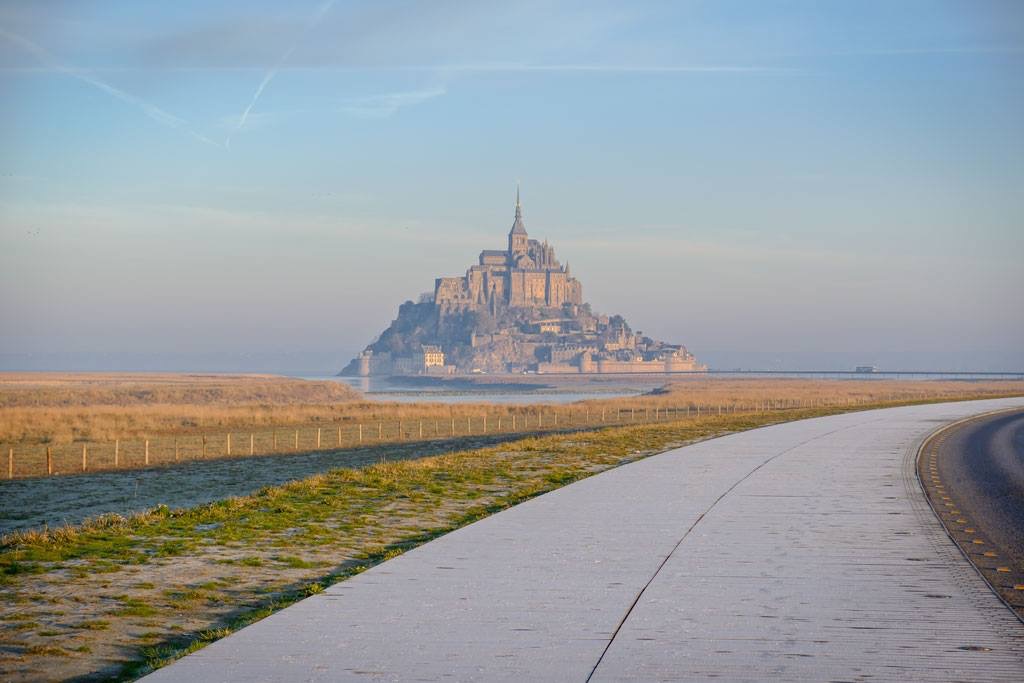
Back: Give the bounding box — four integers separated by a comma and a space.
232, 45, 295, 141
0, 27, 224, 148
228, 0, 337, 147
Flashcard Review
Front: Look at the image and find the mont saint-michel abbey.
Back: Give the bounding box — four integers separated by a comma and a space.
341, 191, 704, 377
434, 189, 583, 313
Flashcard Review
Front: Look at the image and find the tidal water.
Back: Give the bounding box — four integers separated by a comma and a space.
311, 375, 644, 404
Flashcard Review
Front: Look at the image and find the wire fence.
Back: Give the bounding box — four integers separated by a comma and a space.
0, 392, 990, 480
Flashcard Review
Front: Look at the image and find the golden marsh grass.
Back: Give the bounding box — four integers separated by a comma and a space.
2, 373, 1022, 448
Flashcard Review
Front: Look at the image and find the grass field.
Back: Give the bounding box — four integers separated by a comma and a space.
3, 372, 1021, 447
1, 393, 1022, 681
4, 374, 1023, 480
0, 373, 360, 445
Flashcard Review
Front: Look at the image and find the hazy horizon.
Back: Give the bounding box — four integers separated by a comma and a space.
2, 1, 1022, 373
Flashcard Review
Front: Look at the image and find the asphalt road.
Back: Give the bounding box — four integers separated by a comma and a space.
923, 408, 1024, 617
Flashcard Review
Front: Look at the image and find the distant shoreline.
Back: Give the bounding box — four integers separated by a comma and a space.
342, 369, 1024, 388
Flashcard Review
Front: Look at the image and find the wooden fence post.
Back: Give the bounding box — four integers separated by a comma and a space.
483, 415, 487, 433
250, 433, 255, 455
294, 429, 299, 450
202, 435, 207, 458
419, 421, 423, 438
144, 440, 149, 466
398, 421, 403, 440
451, 417, 455, 435
317, 428, 322, 449
226, 433, 232, 456
358, 424, 363, 443
337, 426, 342, 446
175, 439, 180, 462
114, 439, 119, 467
7, 447, 12, 479
378, 422, 383, 440
82, 444, 87, 472
512, 414, 516, 430
47, 446, 52, 475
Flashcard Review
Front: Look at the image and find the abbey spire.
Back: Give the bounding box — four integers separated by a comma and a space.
508, 183, 528, 254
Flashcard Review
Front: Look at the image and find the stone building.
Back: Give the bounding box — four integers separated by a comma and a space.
420, 345, 445, 369
434, 188, 583, 314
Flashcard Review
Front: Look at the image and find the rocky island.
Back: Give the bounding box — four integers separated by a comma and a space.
340, 190, 704, 377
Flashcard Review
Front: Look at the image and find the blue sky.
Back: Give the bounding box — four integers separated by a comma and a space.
1, 1, 1022, 372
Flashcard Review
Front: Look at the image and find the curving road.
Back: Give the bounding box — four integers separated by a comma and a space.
921, 408, 1024, 617
146, 399, 1024, 682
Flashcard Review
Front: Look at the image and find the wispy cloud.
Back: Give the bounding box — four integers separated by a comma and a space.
0, 62, 784, 74
431, 63, 781, 74
338, 87, 447, 118
0, 26, 223, 148
219, 110, 280, 132
217, 86, 447, 130
819, 46, 1024, 57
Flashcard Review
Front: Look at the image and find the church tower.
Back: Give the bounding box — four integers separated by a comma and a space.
508, 185, 528, 256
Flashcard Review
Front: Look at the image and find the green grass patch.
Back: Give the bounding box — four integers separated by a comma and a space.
24, 643, 68, 657
75, 619, 110, 631
154, 540, 191, 557
273, 555, 318, 569
9, 620, 40, 631
111, 597, 159, 618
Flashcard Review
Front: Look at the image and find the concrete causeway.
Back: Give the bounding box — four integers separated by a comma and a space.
146, 399, 1024, 682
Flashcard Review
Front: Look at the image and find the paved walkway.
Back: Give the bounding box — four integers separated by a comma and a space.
146, 399, 1024, 682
